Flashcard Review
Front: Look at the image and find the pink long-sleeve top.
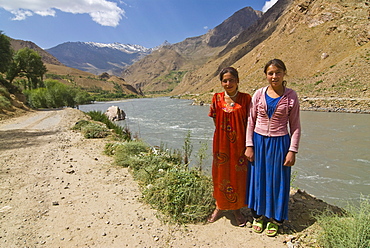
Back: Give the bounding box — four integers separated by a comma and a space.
246, 86, 301, 153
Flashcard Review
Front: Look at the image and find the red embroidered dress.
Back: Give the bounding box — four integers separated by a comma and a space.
208, 92, 251, 210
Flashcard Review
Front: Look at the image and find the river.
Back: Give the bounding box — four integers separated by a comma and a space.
78, 97, 370, 208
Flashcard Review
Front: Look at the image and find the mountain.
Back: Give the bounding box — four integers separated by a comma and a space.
9, 38, 63, 66
124, 0, 370, 111
46, 42, 153, 76
8, 39, 141, 96
122, 6, 263, 93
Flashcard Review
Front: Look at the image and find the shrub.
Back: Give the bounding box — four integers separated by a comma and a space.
143, 169, 214, 224
80, 123, 109, 139
0, 94, 11, 110
71, 120, 90, 131
112, 141, 149, 167
87, 110, 131, 141
316, 197, 370, 248
24, 79, 92, 108
108, 138, 215, 224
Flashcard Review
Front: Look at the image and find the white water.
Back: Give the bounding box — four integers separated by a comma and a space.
79, 97, 370, 207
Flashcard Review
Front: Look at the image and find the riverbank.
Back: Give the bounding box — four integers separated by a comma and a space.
181, 94, 370, 114
0, 107, 348, 247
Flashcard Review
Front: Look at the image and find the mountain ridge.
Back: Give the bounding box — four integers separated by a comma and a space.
122, 6, 263, 93
46, 41, 154, 76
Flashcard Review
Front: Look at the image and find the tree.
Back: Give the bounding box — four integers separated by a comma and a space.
7, 47, 47, 89
0, 31, 13, 74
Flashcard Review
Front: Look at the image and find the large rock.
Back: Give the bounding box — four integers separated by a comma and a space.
105, 106, 126, 121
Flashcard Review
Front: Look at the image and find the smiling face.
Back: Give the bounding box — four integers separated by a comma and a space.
221, 72, 239, 95
265, 64, 286, 89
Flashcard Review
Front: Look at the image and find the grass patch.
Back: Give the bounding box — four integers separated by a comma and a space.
87, 110, 132, 141
72, 120, 109, 139
72, 111, 132, 141
105, 136, 214, 224
316, 197, 370, 248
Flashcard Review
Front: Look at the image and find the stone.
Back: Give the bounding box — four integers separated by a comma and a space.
104, 106, 126, 121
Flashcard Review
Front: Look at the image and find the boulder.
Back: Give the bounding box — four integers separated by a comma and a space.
105, 106, 126, 121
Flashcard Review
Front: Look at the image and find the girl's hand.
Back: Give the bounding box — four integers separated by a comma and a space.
284, 151, 296, 166
245, 146, 254, 162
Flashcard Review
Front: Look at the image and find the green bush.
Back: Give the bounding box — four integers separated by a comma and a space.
0, 94, 11, 110
80, 123, 109, 139
24, 79, 92, 108
112, 141, 149, 167
143, 169, 214, 224
316, 197, 370, 248
71, 120, 90, 131
87, 110, 131, 141
107, 139, 215, 224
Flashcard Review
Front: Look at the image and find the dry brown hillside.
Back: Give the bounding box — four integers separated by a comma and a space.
122, 7, 262, 93
172, 0, 370, 112
120, 0, 369, 112
45, 64, 140, 95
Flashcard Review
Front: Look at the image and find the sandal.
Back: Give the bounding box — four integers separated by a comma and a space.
207, 208, 222, 223
252, 218, 264, 233
266, 222, 279, 237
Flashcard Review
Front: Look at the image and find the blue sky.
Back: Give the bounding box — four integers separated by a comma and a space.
0, 0, 278, 49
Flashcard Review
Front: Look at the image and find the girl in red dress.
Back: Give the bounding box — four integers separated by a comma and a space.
208, 67, 251, 226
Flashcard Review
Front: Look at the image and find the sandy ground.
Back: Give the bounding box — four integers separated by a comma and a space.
0, 108, 340, 248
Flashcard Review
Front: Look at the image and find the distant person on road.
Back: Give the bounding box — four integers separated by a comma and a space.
208, 67, 251, 226
245, 59, 301, 236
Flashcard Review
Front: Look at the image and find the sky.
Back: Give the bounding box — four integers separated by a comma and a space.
0, 0, 278, 49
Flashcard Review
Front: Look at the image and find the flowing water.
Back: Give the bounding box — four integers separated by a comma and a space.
79, 97, 370, 207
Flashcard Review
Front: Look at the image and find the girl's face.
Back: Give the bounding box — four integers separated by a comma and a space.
266, 65, 285, 88
221, 72, 239, 95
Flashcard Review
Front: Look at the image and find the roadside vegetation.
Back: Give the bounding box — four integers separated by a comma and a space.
73, 110, 214, 224
315, 197, 370, 248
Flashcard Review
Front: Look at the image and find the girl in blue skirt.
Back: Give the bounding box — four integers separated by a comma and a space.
245, 59, 301, 236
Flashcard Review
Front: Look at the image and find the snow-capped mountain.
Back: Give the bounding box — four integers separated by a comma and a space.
46, 41, 156, 76
84, 42, 153, 54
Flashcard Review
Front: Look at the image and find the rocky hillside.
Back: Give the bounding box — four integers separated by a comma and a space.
46, 42, 153, 76
9, 38, 63, 66
177, 0, 370, 112
122, 7, 262, 93
124, 0, 370, 112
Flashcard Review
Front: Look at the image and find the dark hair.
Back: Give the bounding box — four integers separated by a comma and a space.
219, 67, 239, 81
263, 59, 287, 74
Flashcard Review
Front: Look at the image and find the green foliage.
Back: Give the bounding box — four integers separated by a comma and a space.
106, 134, 215, 224
7, 47, 47, 89
87, 110, 132, 141
182, 130, 193, 165
112, 141, 149, 167
194, 141, 209, 171
316, 197, 370, 248
155, 70, 187, 85
0, 95, 12, 110
143, 168, 214, 224
24, 79, 92, 108
0, 32, 13, 73
72, 119, 109, 138
71, 120, 90, 131
81, 123, 109, 139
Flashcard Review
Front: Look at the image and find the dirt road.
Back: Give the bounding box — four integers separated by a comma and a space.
0, 108, 292, 247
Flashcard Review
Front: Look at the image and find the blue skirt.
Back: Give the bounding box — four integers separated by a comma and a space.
247, 132, 291, 221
